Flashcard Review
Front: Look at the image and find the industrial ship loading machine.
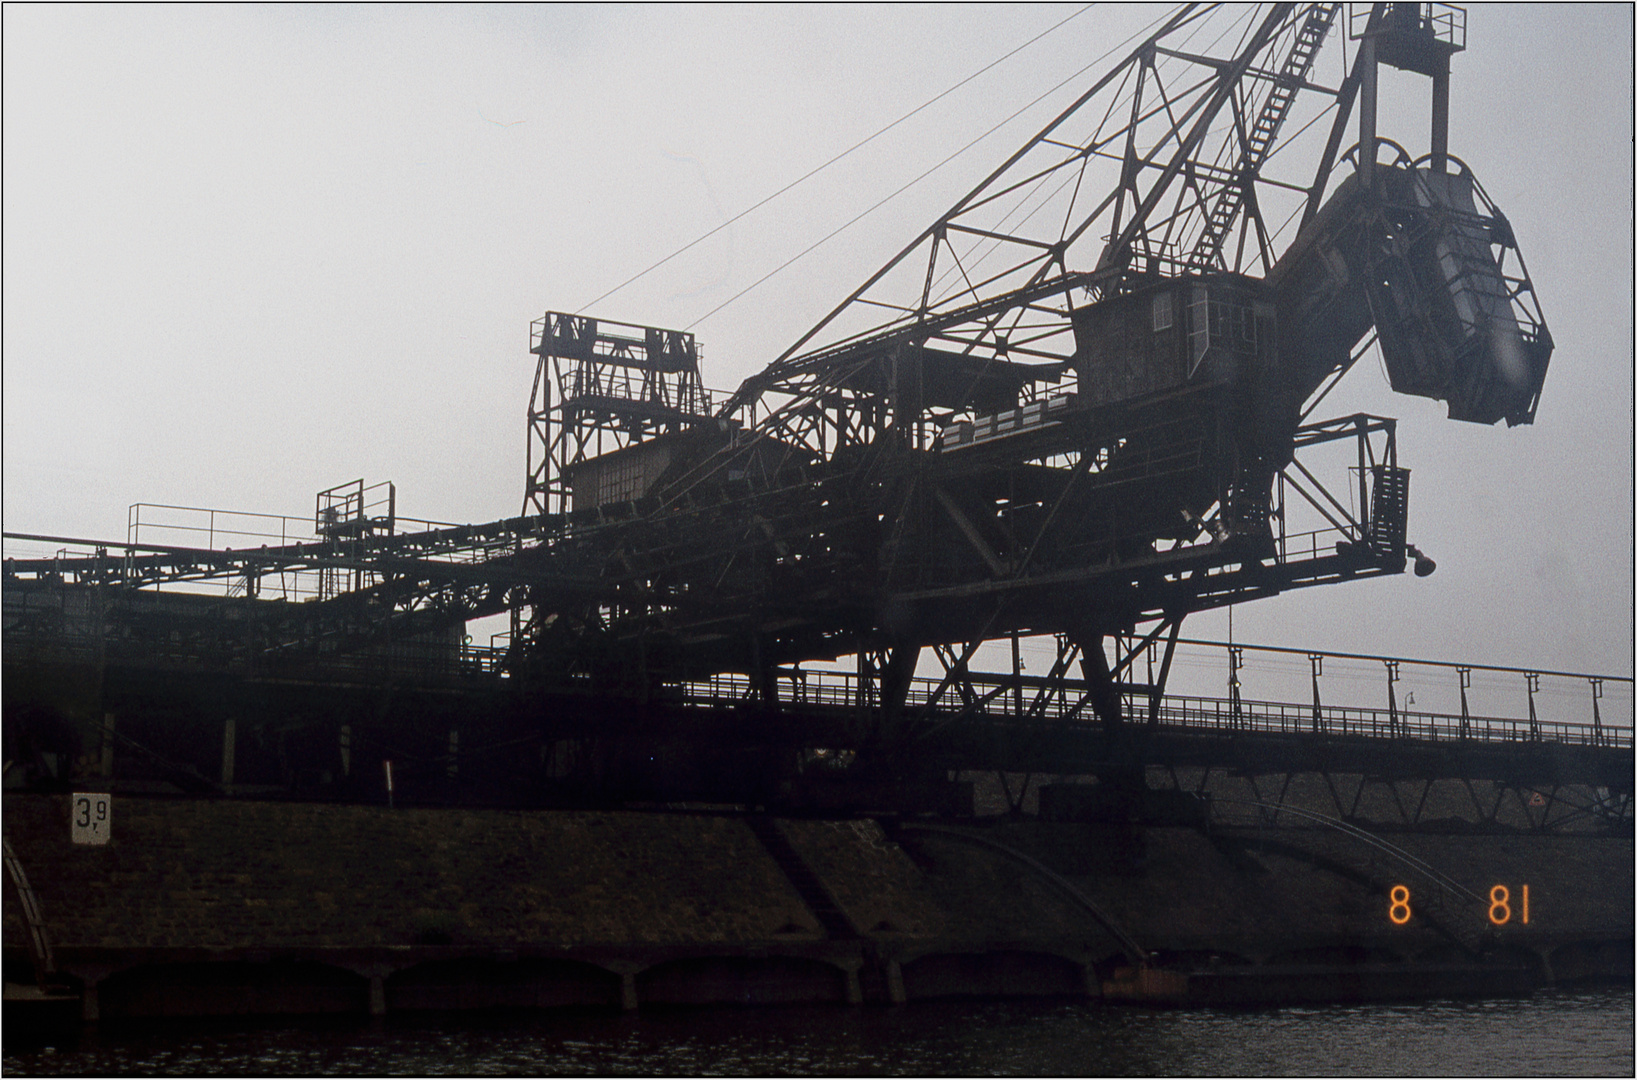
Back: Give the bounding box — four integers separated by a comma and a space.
5, 4, 1615, 818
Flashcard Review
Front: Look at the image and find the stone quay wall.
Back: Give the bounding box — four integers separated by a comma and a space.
4, 794, 1630, 1020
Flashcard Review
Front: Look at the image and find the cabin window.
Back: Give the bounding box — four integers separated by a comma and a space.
1152, 292, 1174, 332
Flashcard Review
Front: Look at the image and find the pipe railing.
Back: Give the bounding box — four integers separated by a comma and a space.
673, 668, 1630, 749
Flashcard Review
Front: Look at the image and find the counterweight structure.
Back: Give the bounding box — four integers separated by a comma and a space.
4, 4, 1573, 807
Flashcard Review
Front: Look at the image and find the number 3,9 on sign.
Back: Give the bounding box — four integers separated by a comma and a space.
1388, 884, 1530, 925
71, 793, 111, 846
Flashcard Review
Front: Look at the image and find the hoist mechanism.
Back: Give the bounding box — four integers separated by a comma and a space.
515, 3, 1550, 711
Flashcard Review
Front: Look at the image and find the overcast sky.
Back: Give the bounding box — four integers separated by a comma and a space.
4, 4, 1632, 701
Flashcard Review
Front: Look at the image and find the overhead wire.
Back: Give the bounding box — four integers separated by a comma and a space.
924, 4, 1228, 312
685, 5, 1178, 334
575, 3, 1101, 316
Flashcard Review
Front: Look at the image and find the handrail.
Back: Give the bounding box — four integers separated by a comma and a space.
1171, 637, 1633, 685
676, 670, 1631, 750
3, 837, 57, 987
123, 501, 464, 553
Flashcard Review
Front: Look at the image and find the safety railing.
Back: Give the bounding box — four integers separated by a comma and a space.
563, 361, 715, 419
1272, 526, 1349, 565
129, 502, 313, 551
1349, 2, 1466, 49
128, 501, 463, 552
196, 638, 507, 680
1142, 693, 1627, 748
673, 666, 1631, 750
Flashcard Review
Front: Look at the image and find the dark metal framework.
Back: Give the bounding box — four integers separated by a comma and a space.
0, 5, 1576, 805
486, 3, 1550, 739
525, 314, 714, 517
714, 2, 1539, 449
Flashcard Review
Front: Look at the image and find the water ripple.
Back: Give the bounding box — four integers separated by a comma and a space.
5, 986, 1631, 1076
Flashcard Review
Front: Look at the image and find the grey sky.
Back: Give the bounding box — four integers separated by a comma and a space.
4, 4, 1632, 689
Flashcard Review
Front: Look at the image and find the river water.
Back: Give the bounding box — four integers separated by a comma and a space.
5, 986, 1631, 1075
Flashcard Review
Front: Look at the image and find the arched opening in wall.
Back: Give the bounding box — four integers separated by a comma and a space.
900, 951, 1086, 1001
386, 958, 622, 1011
97, 961, 367, 1018
2, 702, 83, 789
3, 948, 41, 986
1476, 943, 1546, 980
635, 956, 848, 1007
1143, 949, 1255, 971
1413, 943, 1479, 965
1265, 944, 1403, 967
1550, 939, 1635, 983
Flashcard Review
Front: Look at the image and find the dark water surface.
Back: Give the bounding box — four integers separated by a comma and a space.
5, 986, 1631, 1076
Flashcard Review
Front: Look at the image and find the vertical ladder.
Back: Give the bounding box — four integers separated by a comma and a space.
1366, 465, 1410, 556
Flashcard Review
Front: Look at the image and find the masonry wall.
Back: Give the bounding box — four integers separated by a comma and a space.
4, 794, 1630, 1020
3, 797, 821, 951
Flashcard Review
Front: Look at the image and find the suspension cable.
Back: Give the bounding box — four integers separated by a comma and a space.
685, 7, 1179, 331
576, 5, 1102, 315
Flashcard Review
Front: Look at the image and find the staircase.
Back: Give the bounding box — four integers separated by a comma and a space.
1366, 465, 1410, 556
1186, 4, 1340, 271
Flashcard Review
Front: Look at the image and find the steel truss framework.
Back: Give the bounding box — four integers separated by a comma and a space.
490, 2, 1547, 716
1, 5, 1572, 800
708, 2, 1540, 455
1, 409, 1401, 684
5, 553, 1627, 816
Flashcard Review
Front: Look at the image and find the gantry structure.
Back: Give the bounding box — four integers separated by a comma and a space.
8, 5, 1597, 810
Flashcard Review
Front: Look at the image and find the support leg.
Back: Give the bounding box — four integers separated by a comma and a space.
886, 960, 906, 1004
620, 972, 638, 1011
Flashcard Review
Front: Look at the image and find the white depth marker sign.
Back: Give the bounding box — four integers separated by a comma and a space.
71, 792, 111, 845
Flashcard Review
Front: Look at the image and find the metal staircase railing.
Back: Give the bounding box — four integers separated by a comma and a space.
1187, 3, 1340, 270
3, 838, 58, 989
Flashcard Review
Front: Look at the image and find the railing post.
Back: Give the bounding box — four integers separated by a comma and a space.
1525, 672, 1541, 740
1011, 631, 1023, 720
1309, 653, 1324, 734
1384, 661, 1401, 738
1457, 667, 1472, 741
1589, 678, 1604, 747
1228, 647, 1244, 732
